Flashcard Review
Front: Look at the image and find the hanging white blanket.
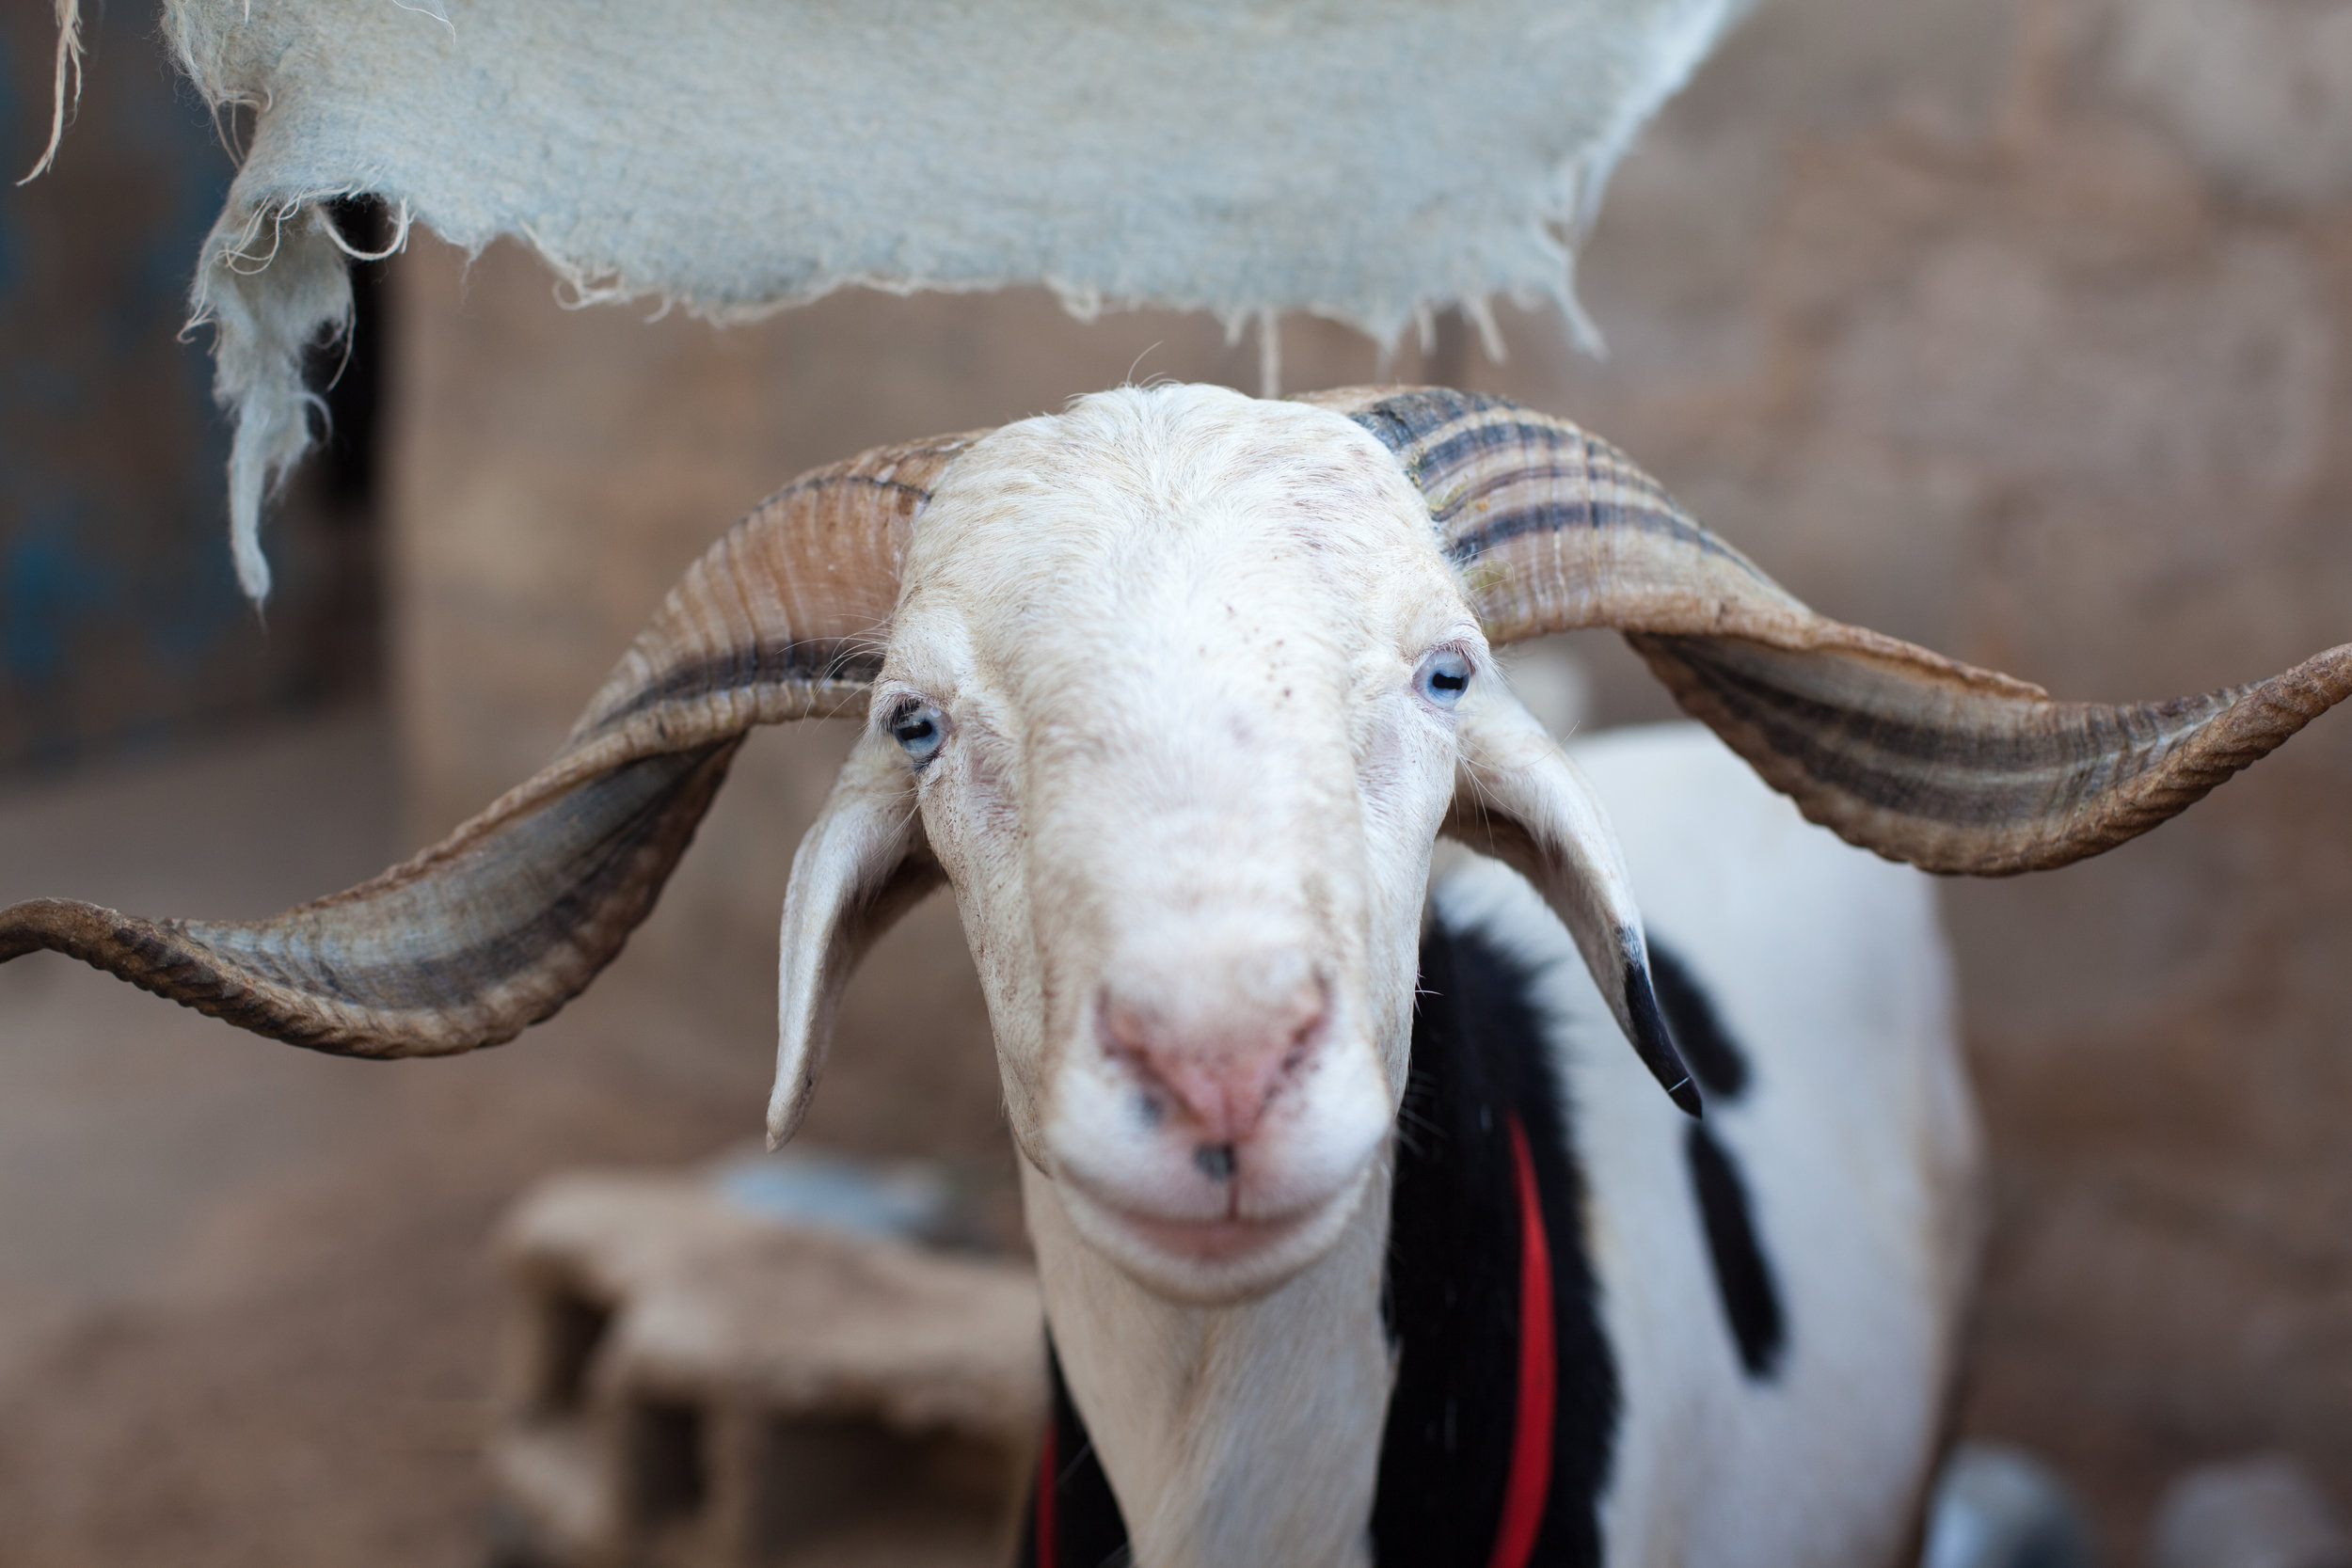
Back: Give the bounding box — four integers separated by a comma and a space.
36, 0, 1749, 597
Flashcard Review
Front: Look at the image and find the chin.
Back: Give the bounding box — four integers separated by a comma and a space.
1056, 1166, 1376, 1305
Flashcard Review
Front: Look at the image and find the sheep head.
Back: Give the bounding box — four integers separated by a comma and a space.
770, 388, 1674, 1299
6, 383, 2345, 1299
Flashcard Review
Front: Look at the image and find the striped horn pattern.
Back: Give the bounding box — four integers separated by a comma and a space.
0, 433, 979, 1054
1311, 386, 2352, 875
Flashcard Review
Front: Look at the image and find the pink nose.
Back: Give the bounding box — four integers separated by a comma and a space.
1100, 959, 1328, 1146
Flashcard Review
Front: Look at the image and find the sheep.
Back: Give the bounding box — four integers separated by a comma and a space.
1013, 722, 1976, 1567
4, 384, 2345, 1566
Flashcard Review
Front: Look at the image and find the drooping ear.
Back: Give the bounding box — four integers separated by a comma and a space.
1442, 682, 1701, 1117
768, 733, 946, 1147
0, 431, 981, 1056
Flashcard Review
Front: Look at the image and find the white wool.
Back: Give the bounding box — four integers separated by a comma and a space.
35, 0, 1749, 599
20, 2, 81, 185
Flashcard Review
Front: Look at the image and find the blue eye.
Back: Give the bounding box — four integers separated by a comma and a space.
1418, 650, 1473, 707
889, 702, 947, 765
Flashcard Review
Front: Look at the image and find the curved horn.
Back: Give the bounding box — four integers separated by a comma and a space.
1311, 386, 2352, 875
0, 432, 984, 1055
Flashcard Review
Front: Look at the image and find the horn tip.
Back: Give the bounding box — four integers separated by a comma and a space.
1667, 1074, 1704, 1120
1, 895, 119, 962
764, 1085, 803, 1151
1620, 941, 1703, 1118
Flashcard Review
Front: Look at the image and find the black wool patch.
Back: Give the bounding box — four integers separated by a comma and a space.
1644, 937, 1788, 1382
1683, 1123, 1788, 1379
1645, 941, 1749, 1103
1371, 921, 1617, 1566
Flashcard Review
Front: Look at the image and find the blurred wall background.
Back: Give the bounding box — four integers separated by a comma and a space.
1, 0, 2347, 1561
0, 0, 378, 775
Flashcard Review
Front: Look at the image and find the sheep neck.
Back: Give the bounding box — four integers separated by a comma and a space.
1020, 1162, 1393, 1568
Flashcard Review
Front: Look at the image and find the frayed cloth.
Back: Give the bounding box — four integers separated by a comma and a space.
20, 1, 82, 184
47, 0, 1749, 599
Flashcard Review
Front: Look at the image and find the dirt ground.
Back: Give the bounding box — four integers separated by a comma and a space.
0, 713, 801, 1564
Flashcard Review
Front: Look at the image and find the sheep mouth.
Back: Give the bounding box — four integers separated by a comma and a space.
1055, 1170, 1375, 1301
1097, 1202, 1323, 1265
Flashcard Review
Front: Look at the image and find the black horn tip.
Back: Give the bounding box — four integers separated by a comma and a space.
1665, 1073, 1705, 1120
1621, 944, 1703, 1120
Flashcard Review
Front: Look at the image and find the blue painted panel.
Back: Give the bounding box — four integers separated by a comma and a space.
0, 5, 377, 777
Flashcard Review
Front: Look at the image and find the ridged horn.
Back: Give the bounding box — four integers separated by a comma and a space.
0, 433, 983, 1054
1311, 387, 2352, 875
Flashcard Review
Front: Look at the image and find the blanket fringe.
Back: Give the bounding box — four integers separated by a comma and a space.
19, 0, 84, 183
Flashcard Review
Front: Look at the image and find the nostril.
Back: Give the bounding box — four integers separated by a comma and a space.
1097, 958, 1333, 1142
1101, 993, 1152, 1061
1287, 997, 1325, 1057
1194, 1143, 1237, 1181
1277, 970, 1329, 1056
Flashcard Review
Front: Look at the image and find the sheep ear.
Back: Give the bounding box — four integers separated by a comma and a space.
1441, 685, 1701, 1117
767, 732, 946, 1147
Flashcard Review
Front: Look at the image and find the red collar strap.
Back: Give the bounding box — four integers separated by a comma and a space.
1489, 1111, 1556, 1568
1033, 1418, 1060, 1568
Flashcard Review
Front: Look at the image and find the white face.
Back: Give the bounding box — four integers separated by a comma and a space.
874, 387, 1483, 1302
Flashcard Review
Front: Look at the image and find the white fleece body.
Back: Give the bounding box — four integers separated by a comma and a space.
1443, 723, 1982, 1568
